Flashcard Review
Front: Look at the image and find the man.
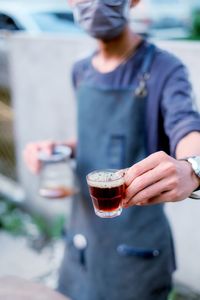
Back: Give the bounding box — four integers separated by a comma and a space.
24, 0, 200, 299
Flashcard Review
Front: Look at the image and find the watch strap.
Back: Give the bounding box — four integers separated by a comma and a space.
179, 157, 200, 199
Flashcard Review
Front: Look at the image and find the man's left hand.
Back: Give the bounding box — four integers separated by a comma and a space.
123, 151, 199, 207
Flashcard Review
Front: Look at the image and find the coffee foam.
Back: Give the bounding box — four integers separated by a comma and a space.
87, 171, 125, 188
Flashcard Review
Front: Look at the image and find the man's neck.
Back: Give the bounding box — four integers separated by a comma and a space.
93, 26, 142, 73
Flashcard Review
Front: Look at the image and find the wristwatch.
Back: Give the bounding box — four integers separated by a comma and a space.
184, 156, 200, 199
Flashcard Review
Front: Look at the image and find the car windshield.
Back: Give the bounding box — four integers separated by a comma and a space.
152, 0, 180, 3
31, 12, 80, 32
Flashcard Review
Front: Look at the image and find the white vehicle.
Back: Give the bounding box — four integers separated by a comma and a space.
0, 1, 82, 34
0, 1, 83, 88
130, 0, 192, 39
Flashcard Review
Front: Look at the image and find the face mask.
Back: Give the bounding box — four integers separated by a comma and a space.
73, 0, 131, 41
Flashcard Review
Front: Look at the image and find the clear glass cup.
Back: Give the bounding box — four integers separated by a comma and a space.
38, 145, 78, 200
86, 169, 126, 218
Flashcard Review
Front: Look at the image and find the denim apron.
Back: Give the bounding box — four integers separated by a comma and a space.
58, 45, 175, 300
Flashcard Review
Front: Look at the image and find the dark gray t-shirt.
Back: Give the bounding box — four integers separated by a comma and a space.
72, 40, 200, 156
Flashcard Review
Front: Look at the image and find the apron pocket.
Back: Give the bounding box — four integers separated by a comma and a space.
107, 134, 126, 169
117, 244, 161, 259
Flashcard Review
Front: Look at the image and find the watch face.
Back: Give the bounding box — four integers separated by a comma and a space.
190, 189, 200, 199
188, 157, 200, 178
188, 158, 198, 171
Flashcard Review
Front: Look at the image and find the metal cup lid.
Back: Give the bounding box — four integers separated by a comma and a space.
38, 145, 72, 163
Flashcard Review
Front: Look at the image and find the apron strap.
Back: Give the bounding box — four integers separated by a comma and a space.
140, 44, 156, 78
135, 44, 156, 98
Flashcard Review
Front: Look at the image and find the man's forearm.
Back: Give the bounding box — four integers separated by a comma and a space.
176, 131, 200, 159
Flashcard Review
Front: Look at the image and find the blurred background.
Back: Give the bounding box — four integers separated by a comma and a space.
0, 0, 200, 299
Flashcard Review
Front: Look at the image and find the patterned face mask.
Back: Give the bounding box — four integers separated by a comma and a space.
73, 0, 131, 41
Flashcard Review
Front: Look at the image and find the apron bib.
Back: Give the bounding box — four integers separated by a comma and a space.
58, 45, 175, 300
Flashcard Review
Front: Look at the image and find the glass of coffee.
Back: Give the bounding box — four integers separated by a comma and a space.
86, 169, 125, 218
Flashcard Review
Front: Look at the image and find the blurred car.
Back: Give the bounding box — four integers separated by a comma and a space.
0, 1, 82, 34
0, 1, 83, 88
130, 0, 192, 39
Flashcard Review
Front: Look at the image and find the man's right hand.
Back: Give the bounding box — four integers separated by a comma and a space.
23, 139, 77, 174
23, 140, 56, 174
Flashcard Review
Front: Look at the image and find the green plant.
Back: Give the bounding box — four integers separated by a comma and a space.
169, 288, 200, 300
33, 214, 66, 240
0, 198, 27, 235
192, 9, 200, 38
168, 289, 177, 300
0, 197, 66, 241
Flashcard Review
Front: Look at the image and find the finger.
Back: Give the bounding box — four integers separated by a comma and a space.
23, 149, 41, 174
125, 151, 169, 186
135, 191, 177, 206
23, 143, 42, 174
123, 177, 176, 207
125, 160, 176, 201
40, 140, 55, 155
23, 140, 55, 174
117, 168, 129, 177
64, 139, 77, 149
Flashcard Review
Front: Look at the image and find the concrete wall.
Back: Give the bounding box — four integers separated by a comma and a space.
8, 34, 93, 220
8, 34, 200, 291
